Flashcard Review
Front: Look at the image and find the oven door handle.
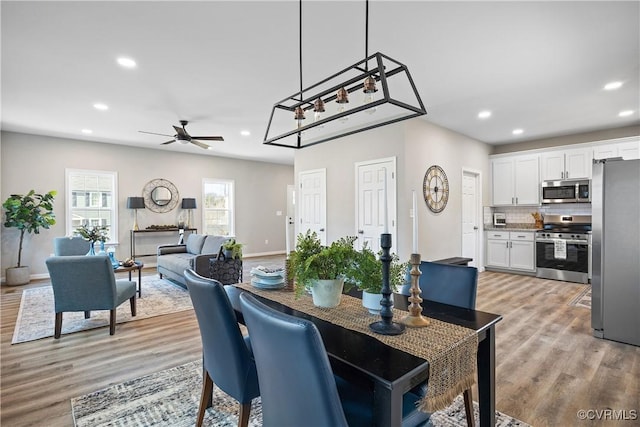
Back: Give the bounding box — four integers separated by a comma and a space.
536, 239, 589, 245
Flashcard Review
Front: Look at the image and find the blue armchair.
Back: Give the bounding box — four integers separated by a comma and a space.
45, 256, 137, 338
53, 236, 91, 256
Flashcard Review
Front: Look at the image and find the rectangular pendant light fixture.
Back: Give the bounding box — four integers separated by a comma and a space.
263, 51, 426, 149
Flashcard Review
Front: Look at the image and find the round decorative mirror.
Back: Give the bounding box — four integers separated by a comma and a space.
142, 178, 179, 213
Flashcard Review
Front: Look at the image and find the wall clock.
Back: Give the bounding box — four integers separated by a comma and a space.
142, 178, 180, 213
423, 165, 449, 213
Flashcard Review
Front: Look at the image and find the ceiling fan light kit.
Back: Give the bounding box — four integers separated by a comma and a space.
263, 0, 426, 150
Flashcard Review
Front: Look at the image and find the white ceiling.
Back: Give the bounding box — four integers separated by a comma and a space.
2, 1, 639, 165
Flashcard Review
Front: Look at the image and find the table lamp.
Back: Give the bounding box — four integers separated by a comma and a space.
126, 197, 145, 231
181, 198, 197, 228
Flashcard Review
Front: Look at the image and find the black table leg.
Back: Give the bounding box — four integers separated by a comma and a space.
477, 325, 496, 426
373, 381, 403, 427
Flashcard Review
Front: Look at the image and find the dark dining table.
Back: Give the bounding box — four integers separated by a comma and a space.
226, 286, 502, 427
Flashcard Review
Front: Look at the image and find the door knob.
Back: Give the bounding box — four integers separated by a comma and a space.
319, 228, 325, 232
473, 226, 478, 230
358, 230, 364, 234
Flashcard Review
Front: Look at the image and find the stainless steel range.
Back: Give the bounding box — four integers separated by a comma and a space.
536, 214, 591, 284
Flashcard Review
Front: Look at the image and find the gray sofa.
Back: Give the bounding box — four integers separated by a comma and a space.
157, 234, 230, 287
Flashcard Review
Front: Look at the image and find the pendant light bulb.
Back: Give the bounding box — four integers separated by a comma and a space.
363, 76, 378, 114
313, 98, 326, 127
336, 87, 350, 123
294, 106, 306, 129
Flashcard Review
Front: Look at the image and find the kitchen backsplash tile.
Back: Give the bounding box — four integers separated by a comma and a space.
488, 204, 591, 225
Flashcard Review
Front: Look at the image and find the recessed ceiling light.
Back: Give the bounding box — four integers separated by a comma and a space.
619, 110, 634, 117
93, 103, 109, 111
81, 129, 93, 134
117, 57, 137, 68
512, 129, 524, 135
478, 110, 492, 119
604, 81, 623, 90
240, 130, 251, 136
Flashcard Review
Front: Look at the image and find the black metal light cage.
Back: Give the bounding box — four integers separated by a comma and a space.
263, 52, 427, 149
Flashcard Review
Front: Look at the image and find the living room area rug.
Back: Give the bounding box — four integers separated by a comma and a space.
71, 360, 531, 427
12, 277, 192, 344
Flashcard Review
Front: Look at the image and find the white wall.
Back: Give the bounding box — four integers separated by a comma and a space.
1, 131, 294, 280
404, 120, 492, 261
293, 118, 492, 262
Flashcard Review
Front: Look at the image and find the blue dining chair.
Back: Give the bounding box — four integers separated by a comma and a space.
53, 236, 91, 256
399, 261, 479, 427
184, 269, 260, 427
45, 255, 137, 338
239, 292, 431, 427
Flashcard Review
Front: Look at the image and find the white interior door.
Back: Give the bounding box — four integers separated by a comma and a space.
356, 158, 396, 253
298, 169, 327, 245
462, 169, 481, 268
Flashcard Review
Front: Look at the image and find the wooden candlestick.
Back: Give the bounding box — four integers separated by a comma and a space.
400, 253, 430, 327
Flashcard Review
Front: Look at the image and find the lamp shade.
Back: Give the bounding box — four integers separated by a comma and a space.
181, 198, 197, 209
126, 196, 145, 209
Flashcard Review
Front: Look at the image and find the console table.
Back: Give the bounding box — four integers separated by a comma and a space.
130, 228, 197, 259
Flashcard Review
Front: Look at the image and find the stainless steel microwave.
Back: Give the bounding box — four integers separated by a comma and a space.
541, 179, 591, 204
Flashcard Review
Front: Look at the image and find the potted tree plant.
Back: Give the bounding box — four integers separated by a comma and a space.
222, 238, 243, 259
347, 244, 408, 314
3, 190, 56, 286
288, 230, 357, 308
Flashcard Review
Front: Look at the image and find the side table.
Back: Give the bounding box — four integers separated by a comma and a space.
209, 257, 243, 285
114, 261, 144, 297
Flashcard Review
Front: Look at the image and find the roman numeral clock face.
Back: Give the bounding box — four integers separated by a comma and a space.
423, 165, 449, 213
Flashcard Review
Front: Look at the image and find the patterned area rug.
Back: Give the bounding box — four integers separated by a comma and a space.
12, 277, 192, 344
71, 361, 531, 427
568, 285, 592, 309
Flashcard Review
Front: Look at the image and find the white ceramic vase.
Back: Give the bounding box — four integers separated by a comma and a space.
310, 278, 344, 308
362, 290, 383, 315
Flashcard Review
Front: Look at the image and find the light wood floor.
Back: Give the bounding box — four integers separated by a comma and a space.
1, 257, 638, 426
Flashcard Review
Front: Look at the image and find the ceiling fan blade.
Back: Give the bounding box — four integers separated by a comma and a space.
173, 125, 189, 138
191, 136, 224, 141
190, 140, 211, 150
161, 140, 176, 145
139, 130, 174, 137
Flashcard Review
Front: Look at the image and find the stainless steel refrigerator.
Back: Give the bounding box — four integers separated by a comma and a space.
591, 158, 640, 346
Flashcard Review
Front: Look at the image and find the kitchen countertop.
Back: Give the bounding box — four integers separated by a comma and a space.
484, 223, 542, 232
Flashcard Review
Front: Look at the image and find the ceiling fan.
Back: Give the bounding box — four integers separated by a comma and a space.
139, 120, 224, 149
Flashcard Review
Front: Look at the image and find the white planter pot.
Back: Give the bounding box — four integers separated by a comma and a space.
5, 266, 30, 286
362, 291, 383, 315
311, 278, 344, 308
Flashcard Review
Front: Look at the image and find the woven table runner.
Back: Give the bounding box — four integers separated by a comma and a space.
235, 283, 478, 412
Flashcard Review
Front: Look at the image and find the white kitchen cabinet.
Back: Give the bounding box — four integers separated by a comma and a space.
486, 231, 535, 272
540, 147, 593, 180
491, 154, 539, 206
594, 141, 640, 160
486, 231, 510, 268
508, 232, 535, 271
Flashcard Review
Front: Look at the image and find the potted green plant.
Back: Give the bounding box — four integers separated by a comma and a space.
288, 230, 357, 307
346, 244, 408, 314
2, 190, 56, 285
222, 239, 243, 259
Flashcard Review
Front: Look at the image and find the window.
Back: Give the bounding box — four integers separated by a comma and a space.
66, 169, 118, 242
202, 179, 234, 236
